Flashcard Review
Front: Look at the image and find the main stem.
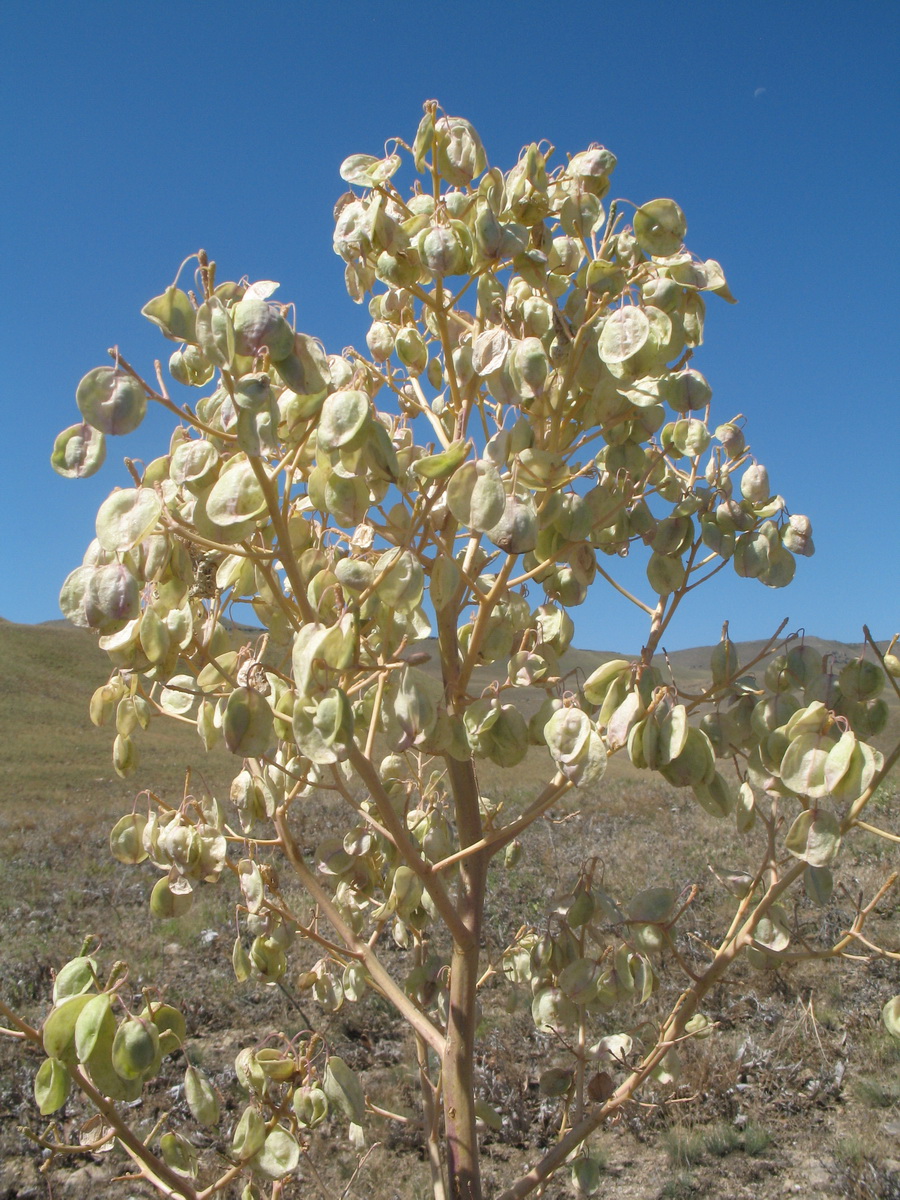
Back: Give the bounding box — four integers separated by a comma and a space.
436, 569, 488, 1200
442, 756, 487, 1200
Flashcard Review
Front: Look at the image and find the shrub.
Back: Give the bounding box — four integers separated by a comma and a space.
5, 101, 899, 1200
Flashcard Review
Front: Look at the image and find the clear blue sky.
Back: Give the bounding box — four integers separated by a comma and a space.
2, 1, 897, 652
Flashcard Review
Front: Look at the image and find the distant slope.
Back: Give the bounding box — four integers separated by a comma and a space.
0, 619, 893, 806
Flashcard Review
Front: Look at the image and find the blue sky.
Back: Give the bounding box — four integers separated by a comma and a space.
2, 1, 897, 652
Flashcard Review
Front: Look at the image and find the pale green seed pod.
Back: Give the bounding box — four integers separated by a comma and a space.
34, 1056, 72, 1115
111, 1016, 160, 1081
741, 463, 770, 503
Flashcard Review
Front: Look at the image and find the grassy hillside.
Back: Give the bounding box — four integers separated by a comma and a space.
0, 617, 892, 807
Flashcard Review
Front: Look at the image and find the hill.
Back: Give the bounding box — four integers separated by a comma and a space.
0, 617, 890, 806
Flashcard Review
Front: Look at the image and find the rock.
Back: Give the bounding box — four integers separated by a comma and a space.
61, 1163, 110, 1196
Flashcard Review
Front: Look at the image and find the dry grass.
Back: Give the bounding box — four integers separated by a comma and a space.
1, 618, 899, 1199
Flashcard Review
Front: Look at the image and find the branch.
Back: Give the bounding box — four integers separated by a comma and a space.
273, 807, 445, 1056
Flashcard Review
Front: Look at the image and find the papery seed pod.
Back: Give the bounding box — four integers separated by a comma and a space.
233, 295, 294, 361
838, 658, 884, 701
195, 295, 235, 369
394, 326, 428, 375
249, 935, 286, 983
111, 1016, 160, 1081
293, 1083, 329, 1128
149, 876, 193, 919
741, 463, 770, 503
532, 987, 577, 1034
251, 1127, 301, 1181
51, 422, 107, 479
52, 956, 98, 1004
169, 344, 214, 387
366, 320, 395, 362
160, 1132, 198, 1178
232, 1105, 267, 1162
142, 287, 196, 342
323, 1055, 366, 1124
223, 686, 275, 758
74, 993, 115, 1064
140, 1003, 186, 1056
76, 367, 147, 436
711, 630, 739, 684
43, 993, 94, 1065
539, 1066, 574, 1097
34, 1056, 72, 1115
486, 493, 538, 555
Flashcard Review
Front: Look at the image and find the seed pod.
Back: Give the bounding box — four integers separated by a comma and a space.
53, 956, 98, 1004
446, 459, 506, 532
232, 294, 294, 360
111, 1016, 160, 1081
160, 1132, 198, 1178
251, 1127, 301, 1180
741, 463, 770, 503
711, 632, 739, 684
149, 875, 193, 919
532, 987, 577, 1034
223, 686, 275, 758
366, 320, 395, 362
249, 935, 286, 983
34, 1056, 71, 1115
74, 992, 115, 1064
232, 1105, 267, 1161
192, 294, 234, 369
394, 326, 428, 376
660, 727, 716, 788
839, 659, 884, 701
633, 198, 686, 257
293, 1084, 328, 1129
182, 1064, 220, 1126
141, 286, 196, 342
487, 493, 538, 555
51, 422, 107, 479
140, 1003, 187, 1056
43, 993, 94, 1065
76, 366, 147, 436
323, 1055, 365, 1124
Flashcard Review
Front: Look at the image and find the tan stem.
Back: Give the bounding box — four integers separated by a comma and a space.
274, 808, 445, 1056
